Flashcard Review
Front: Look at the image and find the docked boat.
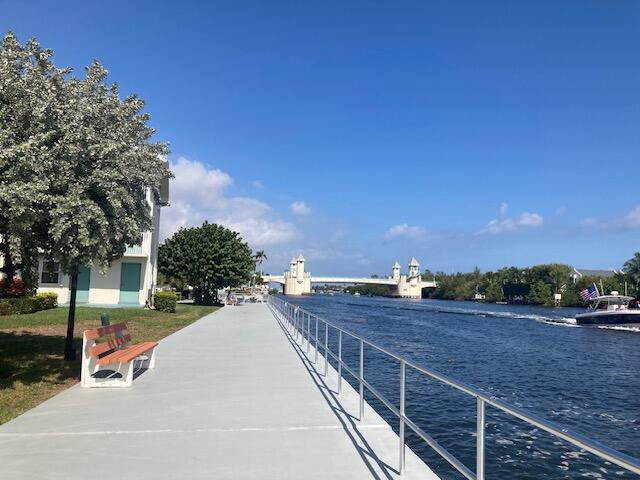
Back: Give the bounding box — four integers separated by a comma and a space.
575, 294, 640, 327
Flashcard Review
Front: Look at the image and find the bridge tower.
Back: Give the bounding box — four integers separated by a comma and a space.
295, 254, 305, 278
390, 258, 423, 299
408, 257, 420, 278
392, 261, 401, 280
283, 254, 311, 295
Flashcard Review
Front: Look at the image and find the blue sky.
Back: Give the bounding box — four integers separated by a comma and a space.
3, 1, 639, 276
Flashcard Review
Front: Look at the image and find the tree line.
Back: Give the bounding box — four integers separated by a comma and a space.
424, 263, 638, 306
347, 253, 640, 307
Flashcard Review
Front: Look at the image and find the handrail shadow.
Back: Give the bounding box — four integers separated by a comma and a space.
272, 310, 399, 480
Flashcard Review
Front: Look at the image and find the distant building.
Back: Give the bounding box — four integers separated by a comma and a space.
570, 268, 620, 283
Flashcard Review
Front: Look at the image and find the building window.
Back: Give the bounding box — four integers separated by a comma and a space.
41, 259, 60, 284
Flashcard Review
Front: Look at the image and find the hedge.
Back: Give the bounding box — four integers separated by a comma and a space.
0, 292, 58, 316
154, 291, 177, 313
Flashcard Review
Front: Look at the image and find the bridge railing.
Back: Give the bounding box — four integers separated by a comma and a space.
267, 295, 640, 479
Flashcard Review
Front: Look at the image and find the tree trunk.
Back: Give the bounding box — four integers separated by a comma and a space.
0, 239, 16, 284
64, 271, 78, 361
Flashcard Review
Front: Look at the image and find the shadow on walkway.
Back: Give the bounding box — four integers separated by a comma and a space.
271, 308, 399, 480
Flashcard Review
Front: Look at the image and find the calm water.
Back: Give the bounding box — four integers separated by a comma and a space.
283, 294, 640, 480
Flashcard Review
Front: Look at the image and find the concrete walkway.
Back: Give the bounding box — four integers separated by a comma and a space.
0, 303, 439, 480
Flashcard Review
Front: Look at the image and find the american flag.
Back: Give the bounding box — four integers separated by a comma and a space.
580, 283, 599, 301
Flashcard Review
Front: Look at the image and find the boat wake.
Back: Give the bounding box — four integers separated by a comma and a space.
423, 304, 579, 327
367, 301, 640, 331
427, 305, 640, 332
338, 298, 640, 332
595, 324, 640, 333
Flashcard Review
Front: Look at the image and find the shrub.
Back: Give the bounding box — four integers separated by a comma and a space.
0, 300, 13, 315
10, 297, 37, 314
0, 278, 29, 298
0, 293, 58, 316
36, 292, 58, 310
155, 291, 177, 313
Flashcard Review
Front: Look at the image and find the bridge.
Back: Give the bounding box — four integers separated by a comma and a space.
263, 256, 437, 298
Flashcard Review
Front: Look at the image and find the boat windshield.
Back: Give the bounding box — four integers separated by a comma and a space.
592, 296, 630, 311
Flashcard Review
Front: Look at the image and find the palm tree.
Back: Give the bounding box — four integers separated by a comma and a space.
623, 252, 640, 287
254, 250, 267, 275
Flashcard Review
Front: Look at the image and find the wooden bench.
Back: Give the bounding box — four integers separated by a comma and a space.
81, 322, 158, 388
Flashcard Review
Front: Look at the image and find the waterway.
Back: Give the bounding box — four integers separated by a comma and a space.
283, 294, 640, 480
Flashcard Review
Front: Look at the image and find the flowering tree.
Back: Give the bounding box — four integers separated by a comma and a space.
0, 33, 65, 292
0, 32, 171, 359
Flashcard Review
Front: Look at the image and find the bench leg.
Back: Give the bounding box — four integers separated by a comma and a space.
122, 361, 134, 387
147, 347, 157, 369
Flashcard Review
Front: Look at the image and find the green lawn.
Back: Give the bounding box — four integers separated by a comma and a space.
0, 304, 218, 424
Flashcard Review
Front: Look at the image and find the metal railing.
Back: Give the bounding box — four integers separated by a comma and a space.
267, 295, 640, 479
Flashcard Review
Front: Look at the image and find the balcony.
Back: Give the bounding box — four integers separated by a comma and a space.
125, 232, 150, 256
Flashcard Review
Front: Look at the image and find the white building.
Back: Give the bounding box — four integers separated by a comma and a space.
35, 181, 169, 307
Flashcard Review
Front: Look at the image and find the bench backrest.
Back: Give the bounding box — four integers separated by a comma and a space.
83, 323, 131, 358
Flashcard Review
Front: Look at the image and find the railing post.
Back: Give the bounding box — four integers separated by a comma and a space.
324, 322, 329, 377
359, 339, 364, 420
314, 317, 319, 364
338, 330, 343, 393
307, 314, 311, 352
399, 360, 406, 475
477, 397, 485, 480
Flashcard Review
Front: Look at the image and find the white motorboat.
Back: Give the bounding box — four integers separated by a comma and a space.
575, 294, 640, 327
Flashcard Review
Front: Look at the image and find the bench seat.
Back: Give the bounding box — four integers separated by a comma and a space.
96, 341, 158, 365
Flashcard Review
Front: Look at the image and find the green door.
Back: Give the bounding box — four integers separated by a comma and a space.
76, 265, 91, 304
119, 263, 141, 304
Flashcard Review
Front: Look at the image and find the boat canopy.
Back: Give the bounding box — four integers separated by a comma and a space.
591, 295, 634, 302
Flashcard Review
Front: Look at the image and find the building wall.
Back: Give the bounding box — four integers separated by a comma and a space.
37, 257, 150, 305
37, 259, 71, 304
390, 275, 423, 298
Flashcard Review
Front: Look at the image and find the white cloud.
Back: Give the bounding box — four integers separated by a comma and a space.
169, 157, 232, 206
161, 157, 300, 246
251, 180, 264, 189
480, 203, 544, 234
580, 205, 640, 230
517, 212, 544, 228
290, 201, 311, 216
626, 205, 640, 228
383, 224, 429, 240
555, 206, 567, 215
580, 217, 600, 227
217, 217, 299, 245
